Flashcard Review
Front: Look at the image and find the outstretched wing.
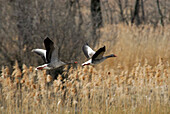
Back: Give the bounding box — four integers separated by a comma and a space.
44, 37, 59, 63
92, 46, 105, 60
82, 43, 95, 58
32, 49, 47, 63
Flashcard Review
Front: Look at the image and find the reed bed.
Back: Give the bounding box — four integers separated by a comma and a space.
0, 25, 170, 114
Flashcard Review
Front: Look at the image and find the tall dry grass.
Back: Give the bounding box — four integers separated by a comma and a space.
0, 24, 170, 114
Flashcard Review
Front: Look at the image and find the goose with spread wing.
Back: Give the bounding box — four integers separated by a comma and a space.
32, 37, 77, 70
82, 43, 116, 66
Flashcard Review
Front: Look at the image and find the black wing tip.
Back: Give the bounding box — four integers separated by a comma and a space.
44, 37, 51, 42
44, 37, 53, 44
83, 43, 89, 47
82, 42, 88, 47
101, 46, 106, 52
82, 43, 90, 59
82, 43, 88, 50
85, 42, 89, 45
97, 46, 105, 53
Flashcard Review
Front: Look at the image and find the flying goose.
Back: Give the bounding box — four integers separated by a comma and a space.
82, 44, 116, 66
32, 37, 77, 70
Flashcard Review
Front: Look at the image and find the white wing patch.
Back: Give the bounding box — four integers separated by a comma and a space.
85, 45, 95, 58
32, 49, 47, 61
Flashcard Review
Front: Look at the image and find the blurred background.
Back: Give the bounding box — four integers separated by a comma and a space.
0, 1, 170, 112
0, 0, 170, 71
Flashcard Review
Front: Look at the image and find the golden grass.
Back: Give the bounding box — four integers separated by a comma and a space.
0, 24, 170, 114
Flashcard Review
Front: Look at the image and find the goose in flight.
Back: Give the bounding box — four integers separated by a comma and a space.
32, 37, 77, 70
82, 44, 116, 66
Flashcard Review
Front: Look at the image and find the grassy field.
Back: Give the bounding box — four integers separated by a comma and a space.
0, 24, 170, 114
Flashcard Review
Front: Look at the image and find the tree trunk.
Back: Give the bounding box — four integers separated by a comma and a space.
141, 0, 145, 22
91, 0, 103, 29
76, 0, 83, 32
131, 0, 140, 25
117, 0, 127, 24
156, 0, 164, 26
91, 0, 103, 47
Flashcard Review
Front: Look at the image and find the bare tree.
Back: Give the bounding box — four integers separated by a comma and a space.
0, 0, 170, 72
117, 0, 128, 24
141, 0, 145, 22
91, 0, 103, 29
90, 0, 103, 47
131, 0, 140, 25
118, 0, 125, 22
156, 0, 164, 26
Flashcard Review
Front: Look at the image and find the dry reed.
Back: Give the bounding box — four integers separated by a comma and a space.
0, 24, 169, 114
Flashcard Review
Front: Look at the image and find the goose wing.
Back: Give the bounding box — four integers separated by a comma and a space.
44, 37, 59, 63
92, 46, 105, 60
82, 44, 95, 58
32, 49, 47, 63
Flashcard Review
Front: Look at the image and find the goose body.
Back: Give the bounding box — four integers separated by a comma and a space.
32, 37, 76, 70
82, 44, 116, 66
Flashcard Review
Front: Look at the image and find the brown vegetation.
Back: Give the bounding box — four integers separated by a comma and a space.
0, 24, 170, 113
0, 0, 170, 113
0, 0, 170, 69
